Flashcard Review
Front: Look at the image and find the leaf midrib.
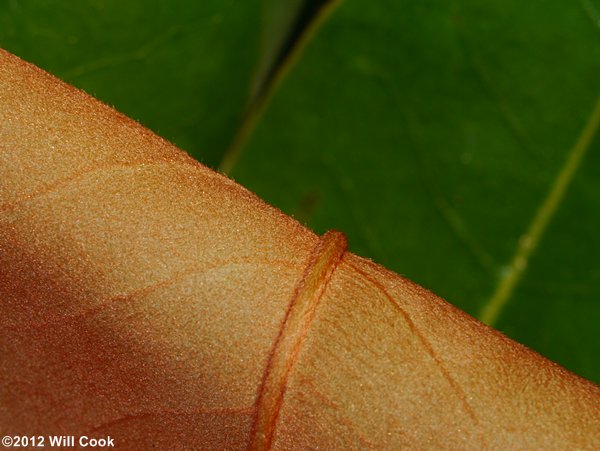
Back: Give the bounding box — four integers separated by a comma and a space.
479, 96, 600, 326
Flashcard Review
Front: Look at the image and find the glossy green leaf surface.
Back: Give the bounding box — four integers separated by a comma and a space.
231, 0, 600, 382
0, 0, 262, 166
251, 0, 306, 102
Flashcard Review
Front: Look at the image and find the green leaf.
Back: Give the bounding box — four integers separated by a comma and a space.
251, 0, 306, 103
230, 0, 600, 383
0, 0, 263, 167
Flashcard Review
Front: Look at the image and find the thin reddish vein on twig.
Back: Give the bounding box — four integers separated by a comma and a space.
87, 406, 255, 433
4, 258, 296, 332
250, 230, 347, 450
0, 159, 208, 214
348, 260, 485, 448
